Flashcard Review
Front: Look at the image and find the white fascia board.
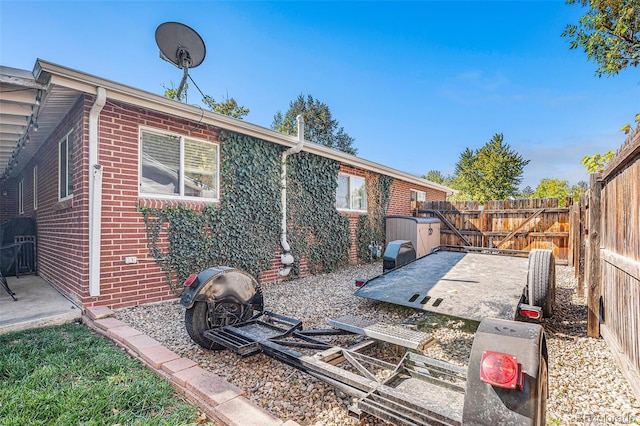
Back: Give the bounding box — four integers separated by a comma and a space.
36, 59, 456, 196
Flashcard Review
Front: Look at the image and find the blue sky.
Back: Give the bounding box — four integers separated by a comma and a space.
1, 1, 638, 189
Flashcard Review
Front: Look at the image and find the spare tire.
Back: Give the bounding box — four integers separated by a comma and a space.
527, 249, 555, 318
183, 267, 264, 349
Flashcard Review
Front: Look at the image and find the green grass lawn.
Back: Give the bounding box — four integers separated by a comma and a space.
0, 323, 210, 425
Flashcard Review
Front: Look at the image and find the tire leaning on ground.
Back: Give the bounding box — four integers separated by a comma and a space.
185, 299, 253, 350
527, 249, 556, 318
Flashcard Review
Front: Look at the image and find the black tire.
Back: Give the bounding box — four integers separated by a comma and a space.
185, 299, 252, 350
527, 249, 555, 318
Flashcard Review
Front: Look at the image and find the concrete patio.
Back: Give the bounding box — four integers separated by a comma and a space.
0, 274, 81, 334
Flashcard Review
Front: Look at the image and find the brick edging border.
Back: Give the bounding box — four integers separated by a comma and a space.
83, 307, 300, 426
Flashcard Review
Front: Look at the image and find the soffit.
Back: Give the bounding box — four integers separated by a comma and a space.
0, 65, 81, 180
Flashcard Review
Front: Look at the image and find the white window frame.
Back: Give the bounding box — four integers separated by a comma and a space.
33, 165, 38, 210
138, 127, 220, 201
336, 173, 368, 212
410, 189, 426, 211
18, 179, 24, 214
58, 131, 73, 201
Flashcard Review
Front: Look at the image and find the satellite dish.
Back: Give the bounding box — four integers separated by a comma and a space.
155, 22, 206, 98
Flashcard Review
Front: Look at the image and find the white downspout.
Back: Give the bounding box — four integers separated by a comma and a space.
279, 115, 304, 277
89, 87, 106, 296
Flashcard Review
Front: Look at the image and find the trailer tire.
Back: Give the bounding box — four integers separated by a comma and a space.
527, 249, 555, 318
185, 299, 252, 350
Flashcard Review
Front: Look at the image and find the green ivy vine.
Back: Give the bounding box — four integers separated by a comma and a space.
139, 129, 351, 294
286, 152, 351, 274
356, 172, 394, 262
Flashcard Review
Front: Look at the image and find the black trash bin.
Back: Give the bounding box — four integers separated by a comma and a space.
382, 240, 416, 272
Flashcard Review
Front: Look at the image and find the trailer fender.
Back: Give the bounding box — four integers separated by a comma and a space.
179, 266, 263, 310
463, 317, 547, 425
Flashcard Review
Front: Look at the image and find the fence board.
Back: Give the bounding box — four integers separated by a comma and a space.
418, 198, 570, 262
581, 126, 640, 400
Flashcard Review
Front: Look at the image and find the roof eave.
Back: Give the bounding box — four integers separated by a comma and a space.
35, 59, 456, 195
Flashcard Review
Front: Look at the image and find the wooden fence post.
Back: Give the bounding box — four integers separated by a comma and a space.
568, 204, 576, 268
576, 193, 587, 296
587, 173, 602, 338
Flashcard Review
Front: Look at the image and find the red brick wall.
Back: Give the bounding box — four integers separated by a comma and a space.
0, 179, 18, 221
11, 94, 449, 309
87, 99, 222, 308
387, 179, 447, 216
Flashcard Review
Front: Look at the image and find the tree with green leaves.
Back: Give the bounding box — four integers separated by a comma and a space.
520, 179, 586, 206
423, 170, 453, 186
449, 134, 530, 202
520, 185, 535, 198
272, 94, 357, 155
532, 178, 571, 199
562, 0, 640, 76
572, 180, 589, 199
164, 84, 250, 119
201, 94, 250, 119
532, 178, 573, 205
581, 150, 616, 172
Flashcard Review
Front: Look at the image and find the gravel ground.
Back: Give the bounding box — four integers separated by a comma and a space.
115, 262, 640, 425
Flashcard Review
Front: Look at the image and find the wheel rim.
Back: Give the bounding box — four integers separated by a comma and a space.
206, 300, 246, 328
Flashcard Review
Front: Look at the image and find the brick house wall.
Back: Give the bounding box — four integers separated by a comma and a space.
0, 181, 18, 221
91, 98, 223, 308
387, 179, 446, 216
4, 93, 449, 310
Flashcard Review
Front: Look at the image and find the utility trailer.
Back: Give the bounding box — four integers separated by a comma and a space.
355, 244, 556, 322
179, 245, 555, 425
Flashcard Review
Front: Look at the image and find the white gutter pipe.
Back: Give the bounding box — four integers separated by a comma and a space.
89, 87, 106, 296
279, 115, 304, 277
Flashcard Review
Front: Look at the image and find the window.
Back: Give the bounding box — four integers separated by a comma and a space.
33, 166, 38, 210
140, 129, 219, 200
410, 189, 426, 211
59, 131, 73, 200
336, 173, 367, 211
18, 179, 24, 214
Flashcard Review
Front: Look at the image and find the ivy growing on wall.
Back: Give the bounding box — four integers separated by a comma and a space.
140, 130, 282, 294
286, 152, 351, 274
140, 129, 351, 294
356, 172, 394, 262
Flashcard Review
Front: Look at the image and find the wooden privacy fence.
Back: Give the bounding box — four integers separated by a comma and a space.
417, 198, 571, 263
575, 126, 640, 400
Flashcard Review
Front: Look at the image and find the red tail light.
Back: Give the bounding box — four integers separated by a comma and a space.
183, 273, 198, 287
480, 351, 523, 390
517, 303, 542, 319
355, 278, 367, 287
520, 308, 541, 319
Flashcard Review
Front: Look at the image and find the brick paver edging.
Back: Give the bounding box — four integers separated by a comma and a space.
83, 307, 300, 426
